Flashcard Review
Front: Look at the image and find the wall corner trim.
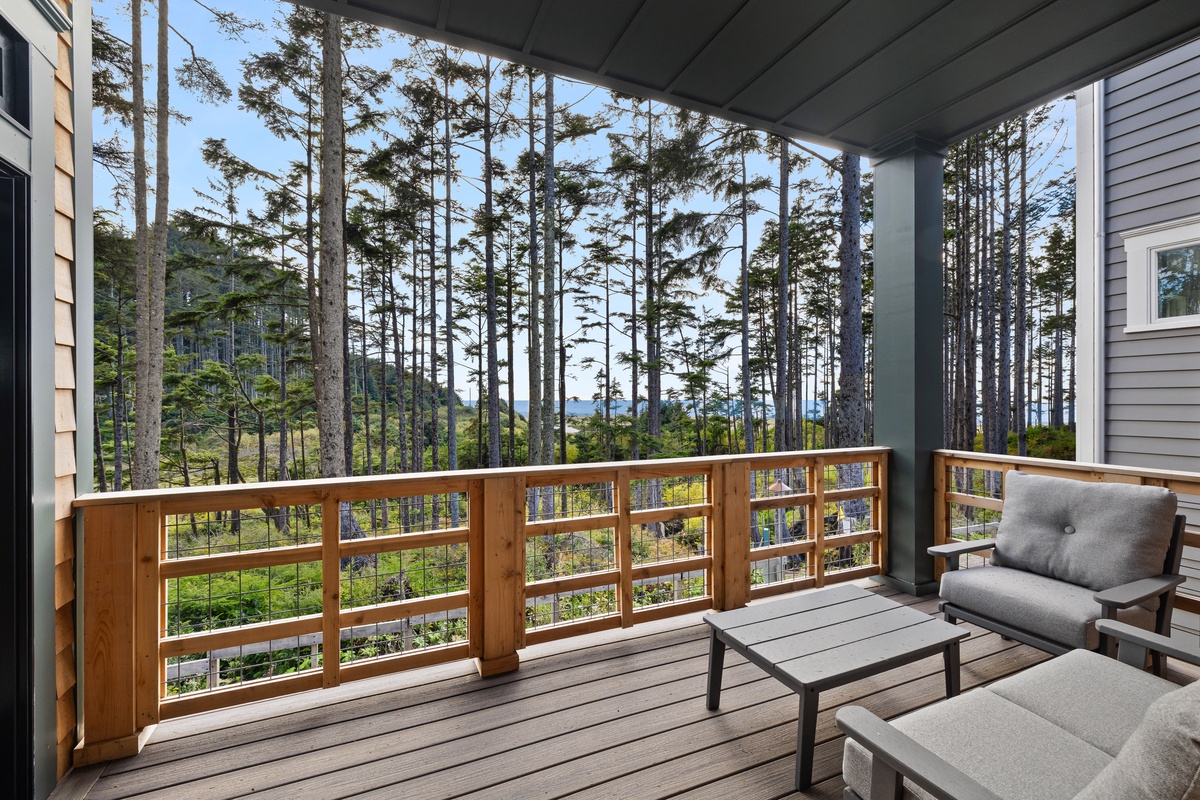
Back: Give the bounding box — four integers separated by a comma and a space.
31, 0, 71, 33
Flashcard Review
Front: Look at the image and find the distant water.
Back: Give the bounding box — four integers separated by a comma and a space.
464, 399, 829, 419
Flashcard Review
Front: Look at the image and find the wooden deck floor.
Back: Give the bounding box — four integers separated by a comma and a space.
62, 584, 1060, 799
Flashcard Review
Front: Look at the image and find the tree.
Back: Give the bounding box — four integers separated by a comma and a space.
315, 11, 347, 478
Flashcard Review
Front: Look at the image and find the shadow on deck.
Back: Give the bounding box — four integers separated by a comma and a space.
58, 583, 1097, 799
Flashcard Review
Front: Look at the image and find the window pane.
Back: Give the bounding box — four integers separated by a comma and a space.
1157, 245, 1200, 319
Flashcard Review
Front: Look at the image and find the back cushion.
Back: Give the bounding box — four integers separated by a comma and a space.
1073, 680, 1200, 800
990, 471, 1177, 591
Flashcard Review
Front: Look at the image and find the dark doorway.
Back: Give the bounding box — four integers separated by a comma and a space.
0, 158, 33, 798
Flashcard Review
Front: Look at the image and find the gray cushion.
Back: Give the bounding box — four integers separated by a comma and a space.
842, 688, 1111, 800
940, 566, 1155, 649
987, 649, 1175, 756
1074, 679, 1200, 800
991, 471, 1177, 591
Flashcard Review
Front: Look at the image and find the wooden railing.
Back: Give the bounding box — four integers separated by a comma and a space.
74, 447, 889, 766
933, 449, 1200, 608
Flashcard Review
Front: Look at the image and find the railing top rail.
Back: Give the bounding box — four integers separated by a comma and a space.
936, 450, 1200, 486
74, 447, 893, 508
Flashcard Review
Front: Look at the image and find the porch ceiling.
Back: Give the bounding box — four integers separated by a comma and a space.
294, 0, 1200, 155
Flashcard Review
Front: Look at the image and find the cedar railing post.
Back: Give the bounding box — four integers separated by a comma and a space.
76, 502, 154, 766
714, 460, 750, 611
812, 458, 827, 587
475, 474, 525, 677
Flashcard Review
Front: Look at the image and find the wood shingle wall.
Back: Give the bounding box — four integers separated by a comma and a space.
52, 0, 77, 779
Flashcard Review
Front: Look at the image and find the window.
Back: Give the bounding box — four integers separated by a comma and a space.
1121, 214, 1200, 332
0, 14, 29, 131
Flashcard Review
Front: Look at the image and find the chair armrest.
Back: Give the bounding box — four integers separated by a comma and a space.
1094, 574, 1185, 609
1096, 619, 1200, 669
836, 706, 1004, 800
927, 538, 995, 571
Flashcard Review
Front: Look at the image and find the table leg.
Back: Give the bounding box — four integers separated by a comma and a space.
944, 641, 961, 698
706, 628, 726, 710
795, 687, 819, 791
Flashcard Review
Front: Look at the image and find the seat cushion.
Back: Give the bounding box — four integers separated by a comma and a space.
940, 566, 1155, 649
843, 688, 1111, 800
1074, 678, 1200, 800
987, 649, 1175, 756
990, 470, 1177, 591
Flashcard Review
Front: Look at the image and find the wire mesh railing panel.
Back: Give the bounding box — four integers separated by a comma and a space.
527, 527, 617, 582
526, 587, 618, 630
164, 633, 322, 697
164, 561, 323, 638
631, 515, 708, 566
526, 480, 616, 521
630, 473, 707, 511
339, 611, 468, 665
163, 503, 324, 559
634, 572, 707, 609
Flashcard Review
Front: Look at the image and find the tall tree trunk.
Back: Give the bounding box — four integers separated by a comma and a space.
316, 12, 347, 478
998, 125, 1013, 455
444, 47, 458, 480
484, 59, 502, 468
133, 0, 169, 490
739, 142, 753, 454
1015, 113, 1029, 456
541, 73, 556, 519
774, 139, 790, 452
526, 71, 542, 477
835, 153, 866, 515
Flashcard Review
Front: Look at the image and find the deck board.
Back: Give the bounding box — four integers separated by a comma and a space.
80, 584, 1061, 800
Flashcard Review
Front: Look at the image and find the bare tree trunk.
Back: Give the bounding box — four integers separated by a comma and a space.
774, 139, 790, 452
739, 143, 753, 454
540, 74, 556, 515
526, 71, 542, 479
316, 12, 347, 479
133, 0, 169, 490
1016, 114, 1029, 455
484, 59, 501, 468
835, 153, 866, 523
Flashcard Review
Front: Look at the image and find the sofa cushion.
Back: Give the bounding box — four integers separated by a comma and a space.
986, 649, 1175, 756
990, 471, 1177, 591
939, 566, 1155, 649
843, 688, 1111, 800
1074, 678, 1200, 800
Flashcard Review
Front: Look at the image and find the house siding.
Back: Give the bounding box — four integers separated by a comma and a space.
53, 6, 78, 778
1101, 37, 1200, 632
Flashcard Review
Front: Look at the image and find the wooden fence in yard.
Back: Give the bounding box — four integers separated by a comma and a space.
73, 447, 889, 766
933, 450, 1200, 621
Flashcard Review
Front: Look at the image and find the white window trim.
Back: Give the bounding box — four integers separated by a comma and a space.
1121, 212, 1200, 333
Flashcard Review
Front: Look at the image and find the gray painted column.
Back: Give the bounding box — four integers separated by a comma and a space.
871, 139, 945, 595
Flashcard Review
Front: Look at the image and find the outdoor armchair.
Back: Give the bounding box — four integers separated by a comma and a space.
928, 471, 1185, 670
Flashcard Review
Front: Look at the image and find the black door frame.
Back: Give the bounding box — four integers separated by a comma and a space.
0, 156, 33, 799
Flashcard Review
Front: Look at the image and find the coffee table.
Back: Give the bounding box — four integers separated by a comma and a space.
704, 584, 968, 790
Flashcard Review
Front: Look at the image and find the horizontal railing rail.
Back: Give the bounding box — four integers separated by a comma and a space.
934, 449, 1200, 609
74, 447, 890, 766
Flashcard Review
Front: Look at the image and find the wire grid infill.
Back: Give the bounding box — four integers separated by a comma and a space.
828, 461, 878, 490
823, 540, 874, 573
751, 505, 812, 550
949, 466, 1004, 500
948, 502, 1001, 540
526, 482, 615, 520
751, 554, 810, 586
341, 542, 468, 604
163, 562, 323, 636
750, 466, 811, 499
527, 528, 617, 582
633, 574, 707, 607
629, 474, 707, 511
164, 635, 322, 695
339, 613, 467, 661
163, 504, 324, 559
632, 515, 708, 565
340, 494, 469, 537
526, 588, 618, 629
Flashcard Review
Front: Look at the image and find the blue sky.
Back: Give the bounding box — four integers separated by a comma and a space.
93, 0, 1074, 408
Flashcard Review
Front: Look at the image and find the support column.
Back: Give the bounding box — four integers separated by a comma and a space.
871, 138, 945, 595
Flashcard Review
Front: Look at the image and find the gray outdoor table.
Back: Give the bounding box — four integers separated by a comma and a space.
703, 583, 969, 791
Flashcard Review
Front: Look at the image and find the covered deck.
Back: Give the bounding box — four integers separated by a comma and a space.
61, 582, 1140, 800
